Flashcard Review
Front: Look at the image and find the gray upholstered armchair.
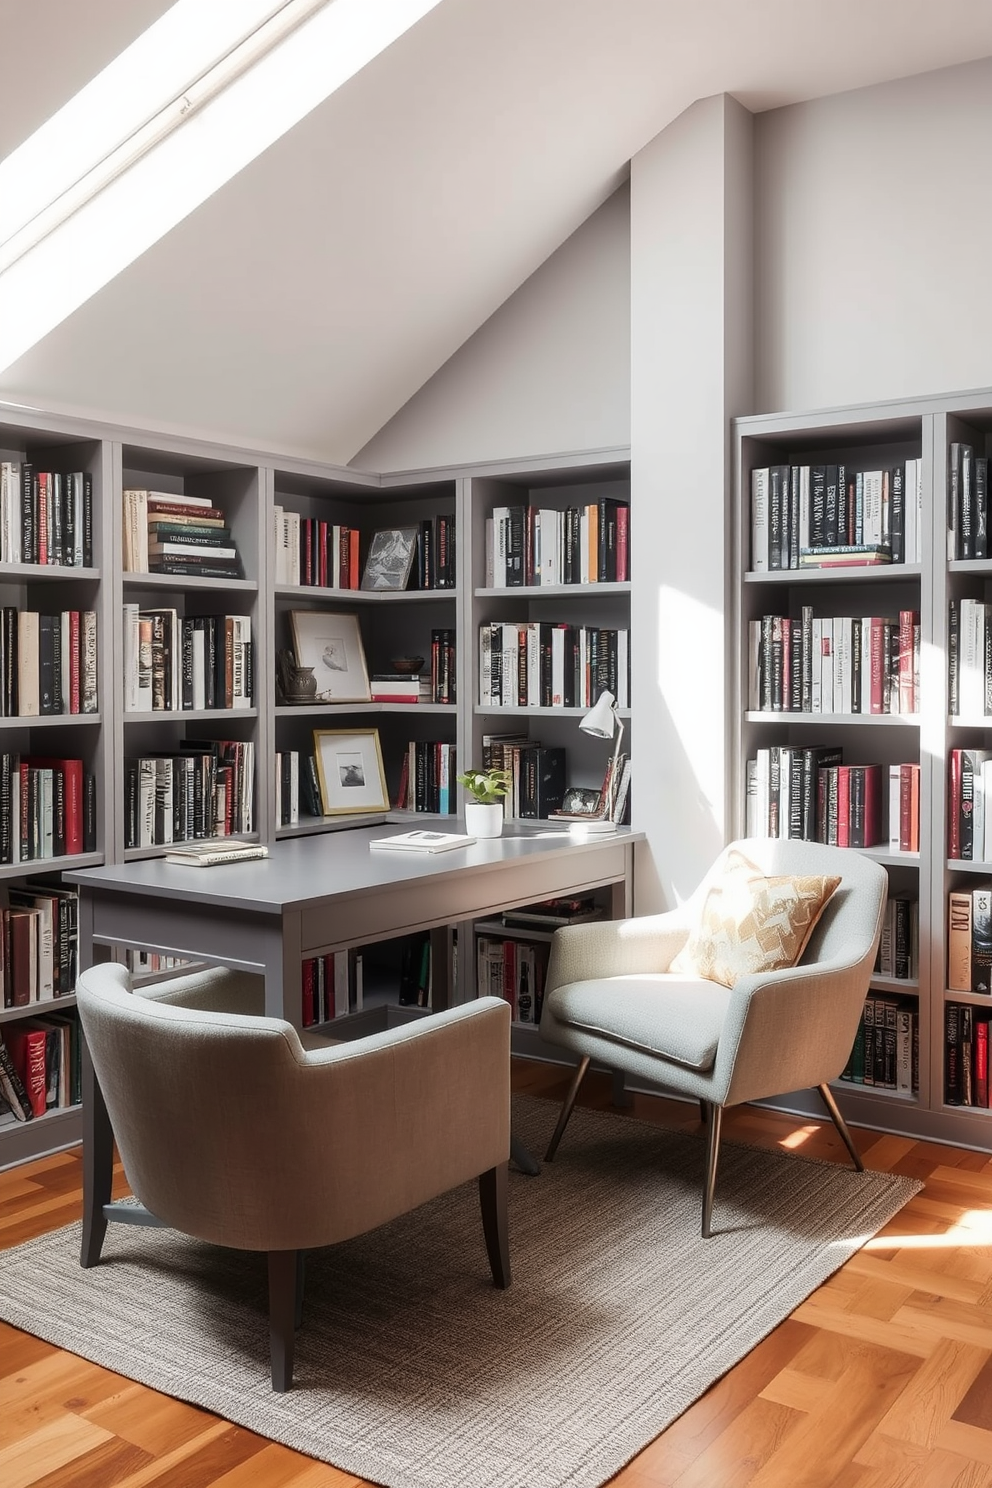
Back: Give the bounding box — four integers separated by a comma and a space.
75, 962, 512, 1389
539, 838, 888, 1237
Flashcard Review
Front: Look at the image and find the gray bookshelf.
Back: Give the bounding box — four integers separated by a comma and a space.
0, 401, 632, 1167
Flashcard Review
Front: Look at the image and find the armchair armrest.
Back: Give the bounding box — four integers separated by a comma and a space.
545, 909, 691, 992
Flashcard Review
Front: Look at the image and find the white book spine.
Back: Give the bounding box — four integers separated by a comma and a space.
289, 750, 299, 826
896, 1007, 913, 1094
751, 468, 769, 572
333, 949, 350, 1018
888, 763, 902, 851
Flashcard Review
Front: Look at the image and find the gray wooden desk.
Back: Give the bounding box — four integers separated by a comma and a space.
68, 825, 638, 1263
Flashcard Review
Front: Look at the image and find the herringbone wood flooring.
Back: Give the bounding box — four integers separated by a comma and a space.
2, 1061, 992, 1488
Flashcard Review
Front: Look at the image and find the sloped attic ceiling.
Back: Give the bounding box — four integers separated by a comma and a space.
3, 0, 992, 467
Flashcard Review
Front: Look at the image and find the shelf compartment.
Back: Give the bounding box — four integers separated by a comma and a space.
0, 851, 102, 880
745, 711, 919, 727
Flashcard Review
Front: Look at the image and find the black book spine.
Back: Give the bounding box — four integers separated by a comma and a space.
768, 467, 783, 571
977, 457, 989, 561
0, 1038, 33, 1120
962, 445, 975, 560
890, 464, 905, 564
810, 466, 826, 547
506, 507, 525, 586
949, 443, 962, 559
824, 465, 839, 547
851, 617, 862, 714
50, 473, 64, 565
38, 615, 58, 714
945, 1003, 962, 1104
51, 767, 66, 857
82, 472, 93, 566
3, 607, 16, 715
181, 617, 195, 709
789, 621, 802, 712
835, 464, 847, 550
83, 772, 96, 853
63, 472, 76, 566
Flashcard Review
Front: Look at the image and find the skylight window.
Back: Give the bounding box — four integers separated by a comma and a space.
0, 0, 444, 373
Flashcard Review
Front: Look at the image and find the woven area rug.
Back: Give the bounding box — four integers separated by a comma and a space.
0, 1095, 920, 1488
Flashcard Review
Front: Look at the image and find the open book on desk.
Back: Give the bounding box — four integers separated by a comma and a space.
164, 840, 269, 867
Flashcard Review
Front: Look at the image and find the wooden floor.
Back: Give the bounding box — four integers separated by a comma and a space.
3, 1062, 992, 1488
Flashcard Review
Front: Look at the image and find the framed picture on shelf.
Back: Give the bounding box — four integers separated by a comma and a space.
361, 526, 418, 592
289, 610, 370, 702
313, 728, 389, 815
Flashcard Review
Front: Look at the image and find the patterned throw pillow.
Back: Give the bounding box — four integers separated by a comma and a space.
670, 850, 841, 989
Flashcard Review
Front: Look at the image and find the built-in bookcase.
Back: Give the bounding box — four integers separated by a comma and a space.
734, 391, 992, 1151
0, 405, 633, 1165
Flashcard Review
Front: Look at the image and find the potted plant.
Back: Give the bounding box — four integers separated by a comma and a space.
457, 767, 511, 838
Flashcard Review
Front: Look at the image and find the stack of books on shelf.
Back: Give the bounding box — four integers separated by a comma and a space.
124, 740, 254, 848
840, 994, 918, 1093
0, 609, 98, 716
746, 748, 920, 849
751, 460, 922, 570
0, 755, 95, 862
476, 934, 549, 1023
122, 606, 252, 712
125, 950, 191, 976
476, 734, 567, 819
945, 1004, 990, 1107
0, 1011, 81, 1126
479, 621, 629, 708
948, 748, 992, 860
948, 884, 992, 994
272, 508, 361, 588
369, 673, 432, 704
485, 499, 629, 587
301, 948, 363, 1027
415, 513, 456, 589
122, 489, 244, 578
2, 883, 79, 1007
746, 609, 919, 714
874, 894, 918, 981
948, 598, 992, 716
0, 461, 93, 566
948, 441, 992, 560
394, 741, 457, 814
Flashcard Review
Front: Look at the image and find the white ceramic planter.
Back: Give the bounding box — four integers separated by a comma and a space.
464, 801, 503, 838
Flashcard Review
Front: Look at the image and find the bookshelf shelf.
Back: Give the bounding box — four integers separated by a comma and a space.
744, 711, 920, 727
122, 573, 259, 594
274, 585, 456, 603
0, 713, 103, 729
0, 852, 103, 882
0, 994, 77, 1026
476, 581, 631, 599
123, 708, 258, 725
0, 564, 101, 581
743, 564, 923, 586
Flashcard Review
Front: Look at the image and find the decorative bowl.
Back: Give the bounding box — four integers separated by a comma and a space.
391, 655, 425, 674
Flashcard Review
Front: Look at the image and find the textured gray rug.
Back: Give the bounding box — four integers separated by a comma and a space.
1, 1096, 919, 1488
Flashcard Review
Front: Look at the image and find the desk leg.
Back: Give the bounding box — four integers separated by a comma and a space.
80, 1037, 113, 1267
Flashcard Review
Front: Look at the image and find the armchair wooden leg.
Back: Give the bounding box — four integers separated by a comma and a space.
701, 1102, 723, 1240
268, 1249, 299, 1391
544, 1056, 591, 1161
817, 1083, 864, 1172
479, 1162, 511, 1289
81, 1039, 113, 1268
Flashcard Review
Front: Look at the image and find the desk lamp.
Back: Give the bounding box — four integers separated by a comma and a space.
576, 689, 624, 834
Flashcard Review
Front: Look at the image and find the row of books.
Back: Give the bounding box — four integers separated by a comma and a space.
745, 749, 920, 850
840, 995, 918, 1092
301, 948, 363, 1026
479, 622, 630, 709
122, 488, 244, 577
1, 882, 78, 1007
476, 934, 549, 1023
395, 741, 457, 815
122, 606, 252, 712
746, 610, 919, 715
273, 510, 360, 589
750, 460, 923, 570
123, 741, 254, 848
948, 885, 992, 993
0, 461, 93, 567
0, 1011, 81, 1125
124, 950, 191, 976
489, 739, 568, 820
948, 749, 992, 861
275, 750, 330, 825
0, 756, 95, 864
874, 895, 918, 981
945, 1004, 990, 1106
948, 599, 992, 717
0, 608, 98, 717
485, 499, 629, 588
948, 443, 992, 561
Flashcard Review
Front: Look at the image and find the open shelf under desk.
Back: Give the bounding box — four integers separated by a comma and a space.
0, 1102, 82, 1170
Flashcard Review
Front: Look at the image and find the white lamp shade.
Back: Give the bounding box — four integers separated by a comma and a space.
579, 690, 617, 738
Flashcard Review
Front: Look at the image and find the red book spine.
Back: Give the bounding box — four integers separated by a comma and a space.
5, 1025, 47, 1117
863, 764, 882, 847
898, 610, 916, 713
349, 529, 360, 589
8, 909, 34, 1006
899, 763, 913, 853
616, 506, 629, 582
950, 750, 962, 858
301, 958, 316, 1027
68, 610, 81, 714
318, 520, 328, 588
975, 1019, 989, 1107
36, 472, 49, 564
836, 766, 851, 848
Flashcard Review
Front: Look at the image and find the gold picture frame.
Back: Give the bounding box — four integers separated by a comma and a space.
313, 728, 388, 814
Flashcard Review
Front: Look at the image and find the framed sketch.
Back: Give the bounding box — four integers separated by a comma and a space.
313, 728, 388, 815
290, 610, 370, 702
361, 526, 418, 592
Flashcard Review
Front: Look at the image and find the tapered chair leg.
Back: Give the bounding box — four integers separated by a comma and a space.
479, 1162, 511, 1288
698, 1099, 708, 1124
701, 1102, 723, 1239
268, 1249, 299, 1391
817, 1083, 864, 1171
544, 1056, 591, 1161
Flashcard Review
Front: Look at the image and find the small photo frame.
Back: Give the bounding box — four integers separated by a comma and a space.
361, 527, 418, 592
290, 610, 370, 702
560, 786, 605, 817
313, 728, 388, 814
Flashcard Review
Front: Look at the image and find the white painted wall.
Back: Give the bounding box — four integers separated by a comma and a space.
630, 95, 753, 911
755, 55, 992, 415
352, 184, 631, 472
